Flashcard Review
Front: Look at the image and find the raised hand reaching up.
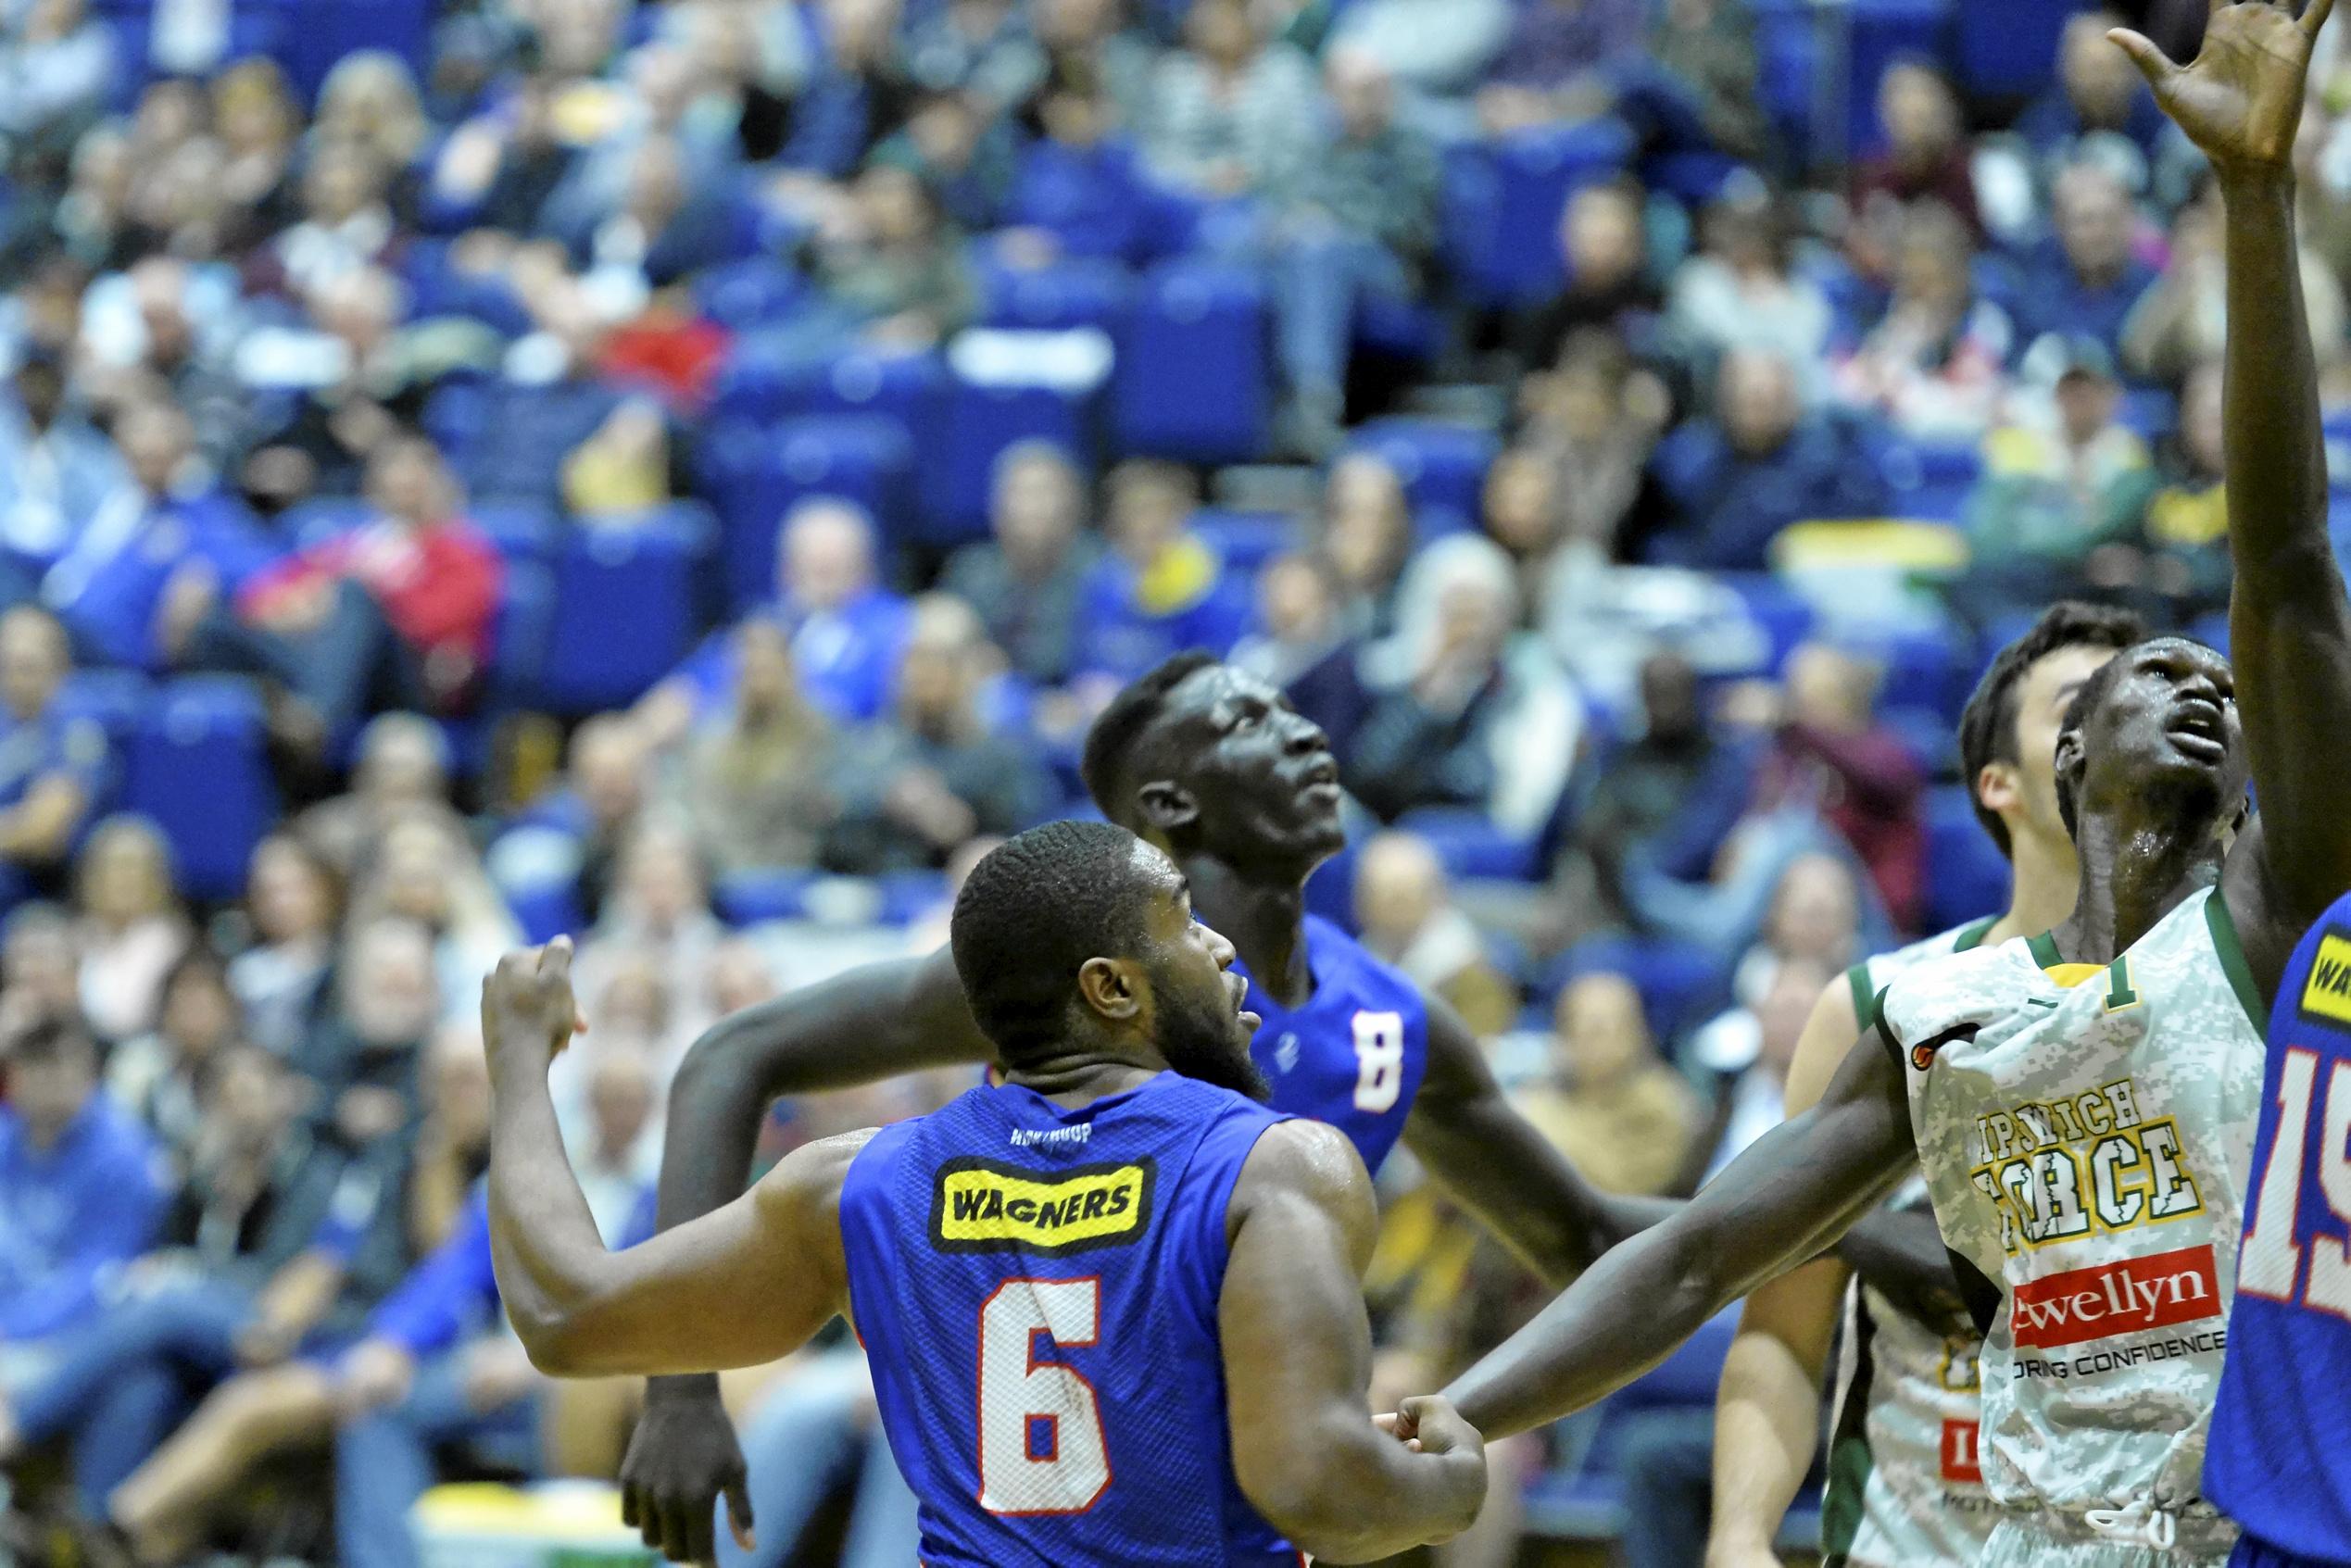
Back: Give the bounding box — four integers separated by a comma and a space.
2109, 0, 2333, 174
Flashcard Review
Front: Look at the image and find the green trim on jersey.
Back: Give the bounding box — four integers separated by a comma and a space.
2026, 929, 2065, 970
1845, 917, 1999, 1027
2203, 891, 2266, 1034
1817, 1300, 1881, 1567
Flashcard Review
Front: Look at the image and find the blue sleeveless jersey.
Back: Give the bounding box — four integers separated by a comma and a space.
1237, 916, 1428, 1175
839, 1073, 1305, 1566
2206, 895, 2351, 1564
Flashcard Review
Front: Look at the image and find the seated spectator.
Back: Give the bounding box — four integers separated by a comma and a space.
294, 712, 454, 881
500, 714, 654, 927
1514, 972, 1700, 1196
1688, 957, 1830, 1185
347, 809, 522, 1026
191, 435, 504, 747
43, 399, 282, 676
1320, 452, 1414, 640
1663, 347, 1891, 571
1748, 646, 1925, 931
650, 498, 913, 735
2016, 11, 2169, 169
208, 59, 302, 250
425, 72, 578, 238
1351, 535, 1583, 835
406, 1022, 490, 1263
0, 1019, 168, 1378
107, 947, 245, 1169
1030, 0, 1157, 132
1480, 446, 1574, 613
813, 162, 978, 350
0, 606, 109, 901
290, 916, 442, 1150
666, 619, 837, 879
1, 902, 87, 1035
2123, 182, 2350, 386
1959, 337, 2157, 608
1353, 831, 1519, 1035
567, 1045, 660, 1242
1326, 0, 1509, 99
1229, 552, 1371, 759
1852, 60, 1981, 243
775, 0, 914, 180
1075, 460, 1250, 682
308, 50, 433, 220
871, 88, 1022, 232
1477, 0, 1650, 132
0, 0, 115, 161
248, 139, 406, 302
1001, 77, 1157, 264
941, 441, 1101, 686
565, 134, 742, 301
227, 834, 343, 1060
0, 352, 126, 581
72, 816, 191, 1046
2015, 162, 2159, 358
823, 597, 1050, 873
575, 824, 727, 1021
1517, 330, 1671, 560
75, 257, 250, 470
1666, 181, 1833, 402
2131, 358, 2232, 621
1139, 0, 1317, 202
1513, 179, 1661, 373
1265, 47, 1440, 458
1830, 201, 2013, 440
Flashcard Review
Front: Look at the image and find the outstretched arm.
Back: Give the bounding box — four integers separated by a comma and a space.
2118, 0, 2351, 972
1403, 996, 1676, 1288
1223, 1119, 1488, 1563
1438, 1031, 1916, 1439
482, 942, 860, 1378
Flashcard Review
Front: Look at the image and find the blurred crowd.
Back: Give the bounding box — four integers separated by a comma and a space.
0, 0, 2343, 1562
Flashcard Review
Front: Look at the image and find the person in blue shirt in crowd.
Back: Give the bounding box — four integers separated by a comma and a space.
1075, 459, 1251, 684
0, 1018, 169, 1381
0, 605, 110, 907
42, 399, 283, 676
0, 352, 126, 592
2014, 162, 2161, 358
2016, 10, 2173, 168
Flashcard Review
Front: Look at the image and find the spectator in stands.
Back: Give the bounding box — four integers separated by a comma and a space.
427, 72, 578, 237
295, 712, 453, 880
941, 441, 1100, 686
1229, 551, 1371, 759
1666, 181, 1833, 401
2017, 10, 2169, 167
347, 809, 521, 1028
1, 903, 85, 1036
1691, 955, 1831, 1181
2123, 180, 2350, 386
406, 1022, 491, 1265
1323, 0, 1508, 99
1517, 329, 1670, 560
2131, 358, 2232, 621
44, 399, 283, 676
1830, 201, 2013, 440
192, 435, 504, 747
107, 947, 245, 1170
1663, 347, 1889, 571
1140, 0, 1317, 201
290, 916, 440, 1150
251, 139, 406, 302
450, 295, 632, 514
510, 715, 654, 928
566, 134, 742, 296
1076, 459, 1248, 682
667, 619, 838, 879
1477, 0, 1650, 130
1748, 644, 1925, 930
1268, 46, 1440, 458
799, 162, 978, 350
871, 87, 1020, 232
1351, 535, 1583, 836
0, 605, 109, 900
1030, 0, 1155, 130
0, 351, 126, 580
568, 1045, 660, 1240
1002, 75, 1156, 263
72, 259, 248, 468
1959, 336, 2157, 612
905, 0, 1043, 116
823, 596, 1050, 873
2016, 162, 2159, 358
776, 0, 913, 179
1353, 831, 1519, 1035
576, 824, 726, 1019
308, 50, 432, 218
1513, 179, 1660, 371
227, 834, 342, 1060
0, 0, 115, 159
1853, 59, 1981, 240
72, 816, 190, 1045
209, 59, 302, 249
1320, 452, 1414, 640
0, 1019, 166, 1377
1514, 972, 1700, 1196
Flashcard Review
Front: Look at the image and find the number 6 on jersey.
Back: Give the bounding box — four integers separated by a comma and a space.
977, 1279, 1112, 1514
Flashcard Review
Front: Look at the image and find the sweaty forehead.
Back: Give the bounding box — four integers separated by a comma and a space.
1163, 665, 1277, 727
2127, 637, 2231, 680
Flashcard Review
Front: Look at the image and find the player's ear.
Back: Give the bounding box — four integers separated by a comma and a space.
1076, 956, 1142, 1022
1135, 779, 1199, 835
1975, 759, 2022, 821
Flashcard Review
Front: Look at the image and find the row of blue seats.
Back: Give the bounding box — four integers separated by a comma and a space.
93, 0, 432, 105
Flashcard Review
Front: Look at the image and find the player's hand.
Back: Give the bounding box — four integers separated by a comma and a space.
2111, 0, 2333, 176
1390, 1395, 1488, 1540
619, 1378, 756, 1566
481, 939, 588, 1079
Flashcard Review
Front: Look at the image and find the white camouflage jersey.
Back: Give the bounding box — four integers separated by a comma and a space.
1822, 917, 2000, 1568
1874, 887, 2266, 1553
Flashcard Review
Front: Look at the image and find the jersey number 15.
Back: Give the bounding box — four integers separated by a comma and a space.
2239, 1048, 2351, 1318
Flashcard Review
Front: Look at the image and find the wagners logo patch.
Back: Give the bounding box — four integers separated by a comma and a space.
931, 1158, 1153, 1254
2008, 1244, 2220, 1349
2300, 928, 2351, 1025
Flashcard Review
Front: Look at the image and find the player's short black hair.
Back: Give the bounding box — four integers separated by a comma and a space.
1078, 651, 1220, 820
949, 820, 1173, 1068
2054, 650, 2137, 843
1957, 602, 2145, 858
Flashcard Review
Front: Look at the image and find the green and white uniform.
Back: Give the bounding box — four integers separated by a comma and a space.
1875, 888, 2267, 1566
1820, 916, 2000, 1568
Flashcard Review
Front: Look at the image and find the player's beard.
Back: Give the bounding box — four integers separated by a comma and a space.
1158, 992, 1273, 1104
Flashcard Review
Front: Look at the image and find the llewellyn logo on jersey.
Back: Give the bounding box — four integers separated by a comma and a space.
2008, 1244, 2220, 1349
930, 1158, 1155, 1254
2298, 928, 2351, 1025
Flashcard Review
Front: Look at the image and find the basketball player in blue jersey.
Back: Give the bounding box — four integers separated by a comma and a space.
2206, 892, 2351, 1566
481, 822, 1489, 1566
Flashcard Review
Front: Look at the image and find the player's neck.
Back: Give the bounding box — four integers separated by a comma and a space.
1001, 1056, 1163, 1110
1987, 834, 2083, 946
1182, 856, 1313, 1009
2052, 809, 2225, 963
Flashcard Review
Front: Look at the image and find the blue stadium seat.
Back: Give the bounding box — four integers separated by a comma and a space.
471, 502, 560, 565
125, 678, 277, 902
706, 416, 916, 609
1190, 509, 1301, 575
1956, 0, 2093, 99
537, 508, 710, 715
714, 869, 822, 926
1859, 622, 1969, 724
692, 258, 811, 332
2119, 386, 2180, 445
804, 348, 950, 444
281, 0, 433, 100
1342, 420, 1500, 532
975, 257, 1136, 333
1750, 0, 1824, 169
1440, 119, 1636, 311
928, 376, 1100, 550
484, 559, 557, 712
1394, 807, 1540, 882
1717, 573, 1817, 675
52, 671, 149, 822
1923, 783, 2010, 935
877, 870, 949, 924
1112, 260, 1271, 465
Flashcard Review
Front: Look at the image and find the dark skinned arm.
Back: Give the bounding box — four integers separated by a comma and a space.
1403, 994, 1674, 1287
2116, 1, 2351, 991
1431, 1031, 1917, 1439
622, 945, 990, 1563
1223, 1119, 1488, 1562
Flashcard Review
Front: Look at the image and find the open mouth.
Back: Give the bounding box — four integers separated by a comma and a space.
1227, 975, 1256, 1029
2166, 697, 2228, 763
1299, 756, 1343, 806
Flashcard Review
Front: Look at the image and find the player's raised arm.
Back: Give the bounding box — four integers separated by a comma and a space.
481, 942, 859, 1379
2118, 1, 2351, 944
1222, 1118, 1488, 1562
1432, 1031, 1916, 1440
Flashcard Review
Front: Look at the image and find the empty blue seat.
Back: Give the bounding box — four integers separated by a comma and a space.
1751, 0, 1825, 169
1857, 622, 1969, 724
538, 508, 710, 715
471, 501, 560, 564
805, 348, 949, 444
1113, 261, 1270, 465
714, 869, 822, 926
281, 0, 432, 100
484, 559, 556, 710
928, 377, 1099, 549
1395, 807, 1540, 882
975, 257, 1135, 333
1441, 119, 1635, 311
1924, 784, 2010, 935
1718, 573, 1817, 675
125, 678, 277, 902
1343, 420, 1500, 530
1957, 0, 2091, 98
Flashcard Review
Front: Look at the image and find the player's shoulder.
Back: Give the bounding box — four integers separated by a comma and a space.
1304, 916, 1425, 1011
1231, 1116, 1369, 1215
1872, 936, 2042, 1045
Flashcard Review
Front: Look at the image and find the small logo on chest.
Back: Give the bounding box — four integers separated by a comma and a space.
1274, 1033, 1301, 1073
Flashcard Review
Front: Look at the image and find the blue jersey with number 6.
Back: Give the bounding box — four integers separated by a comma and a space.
2206, 894, 2351, 1564
839, 1073, 1304, 1566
